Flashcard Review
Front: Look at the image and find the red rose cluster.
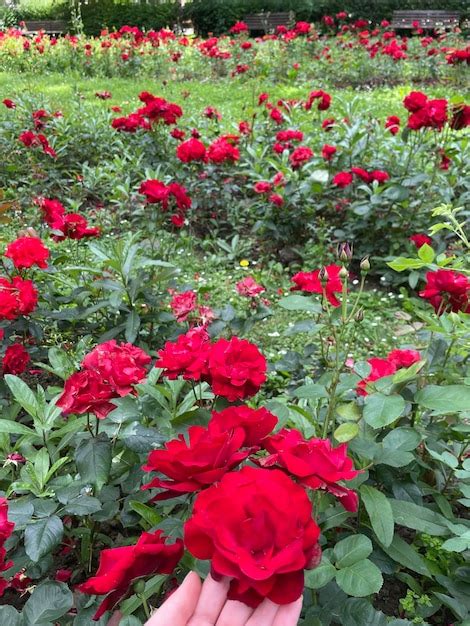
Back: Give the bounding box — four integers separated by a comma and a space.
18, 129, 56, 158
57, 340, 151, 419
332, 168, 389, 187
0, 276, 37, 321
404, 91, 470, 131
0, 498, 15, 596
4, 236, 49, 270
139, 178, 191, 227
112, 91, 182, 132
419, 269, 470, 315
169, 289, 214, 325
357, 348, 422, 395
35, 197, 100, 241
156, 330, 267, 401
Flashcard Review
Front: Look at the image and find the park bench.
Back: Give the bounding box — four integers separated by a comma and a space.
390, 10, 460, 30
244, 11, 294, 34
24, 20, 68, 36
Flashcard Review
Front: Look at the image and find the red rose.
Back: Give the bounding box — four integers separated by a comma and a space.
289, 146, 313, 169
207, 337, 266, 401
253, 181, 272, 194
52, 213, 100, 241
258, 428, 360, 511
322, 117, 335, 131
291, 264, 343, 307
0, 498, 15, 597
387, 349, 421, 369
206, 137, 240, 164
5, 236, 49, 270
142, 425, 250, 500
55, 569, 72, 582
236, 276, 265, 297
332, 171, 353, 187
81, 340, 151, 396
2, 99, 15, 109
385, 115, 400, 134
176, 137, 206, 163
357, 357, 396, 396
269, 193, 284, 206
170, 290, 197, 322
2, 344, 30, 375
112, 113, 149, 133
36, 197, 65, 227
407, 108, 429, 131
276, 129, 304, 142
0, 277, 38, 320
209, 405, 277, 447
321, 144, 337, 160
419, 269, 470, 314
139, 179, 168, 205
450, 104, 470, 130
410, 233, 432, 248
403, 91, 428, 112
306, 89, 331, 111
426, 99, 448, 130
156, 327, 211, 381
370, 170, 390, 184
57, 369, 117, 419
351, 167, 370, 183
77, 531, 183, 620
184, 466, 320, 607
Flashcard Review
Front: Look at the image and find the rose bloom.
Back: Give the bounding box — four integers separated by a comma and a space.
410, 233, 432, 248
170, 290, 197, 322
209, 405, 277, 447
291, 264, 343, 307
289, 146, 313, 169
253, 181, 272, 194
57, 369, 117, 419
321, 144, 337, 160
419, 269, 470, 314
36, 197, 65, 227
52, 213, 100, 241
207, 337, 267, 401
351, 167, 370, 183
357, 357, 396, 396
403, 91, 428, 112
258, 428, 360, 512
142, 425, 250, 500
206, 138, 240, 164
2, 344, 30, 375
176, 137, 206, 163
385, 115, 400, 134
370, 170, 390, 184
0, 276, 38, 320
305, 89, 331, 111
156, 327, 211, 381
77, 531, 183, 620
4, 236, 49, 270
269, 193, 284, 206
332, 171, 353, 187
0, 498, 15, 596
236, 276, 265, 297
276, 129, 304, 142
81, 340, 151, 396
184, 466, 321, 608
387, 349, 421, 369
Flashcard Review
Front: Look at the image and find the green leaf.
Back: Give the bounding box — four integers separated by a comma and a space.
379, 534, 430, 576
125, 310, 141, 344
278, 295, 322, 312
334, 534, 373, 568
305, 557, 337, 589
129, 501, 162, 527
360, 485, 394, 547
392, 361, 424, 384
417, 243, 435, 263
363, 393, 405, 428
387, 257, 425, 272
441, 537, 470, 553
0, 419, 36, 437
336, 559, 383, 597
294, 384, 328, 399
118, 616, 144, 626
23, 581, 73, 624
0, 606, 21, 626
336, 402, 361, 422
389, 499, 450, 536
334, 422, 359, 442
75, 434, 112, 490
382, 428, 421, 451
4, 374, 39, 417
63, 495, 102, 516
415, 385, 470, 413
25, 516, 63, 562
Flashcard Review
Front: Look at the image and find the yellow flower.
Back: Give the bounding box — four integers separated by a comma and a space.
239, 259, 249, 267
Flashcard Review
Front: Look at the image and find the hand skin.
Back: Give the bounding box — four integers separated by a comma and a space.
108, 572, 303, 626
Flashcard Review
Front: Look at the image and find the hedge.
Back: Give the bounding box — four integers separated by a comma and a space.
184, 0, 470, 35
78, 1, 180, 36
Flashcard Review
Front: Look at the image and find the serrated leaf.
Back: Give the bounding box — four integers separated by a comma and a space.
363, 393, 405, 428
336, 559, 383, 596
334, 534, 373, 568
361, 485, 394, 547
25, 516, 63, 561
4, 374, 39, 417
334, 422, 359, 442
379, 534, 430, 576
0, 419, 36, 437
389, 499, 449, 536
23, 581, 73, 624
75, 434, 112, 490
278, 295, 322, 312
305, 557, 337, 589
415, 385, 470, 413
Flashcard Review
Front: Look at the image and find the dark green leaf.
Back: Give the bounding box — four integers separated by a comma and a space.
25, 516, 63, 562
23, 581, 73, 624
75, 434, 112, 490
363, 394, 405, 428
361, 485, 394, 547
334, 534, 372, 568
336, 559, 383, 596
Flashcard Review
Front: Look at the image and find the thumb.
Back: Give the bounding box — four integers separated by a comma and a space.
145, 571, 202, 626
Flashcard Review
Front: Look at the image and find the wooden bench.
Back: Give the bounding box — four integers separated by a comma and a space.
244, 11, 294, 34
390, 10, 460, 30
24, 20, 68, 36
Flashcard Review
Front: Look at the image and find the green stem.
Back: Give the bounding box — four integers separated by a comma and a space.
140, 594, 151, 619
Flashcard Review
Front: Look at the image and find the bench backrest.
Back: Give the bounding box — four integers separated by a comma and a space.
24, 20, 68, 34
391, 10, 460, 28
244, 12, 294, 33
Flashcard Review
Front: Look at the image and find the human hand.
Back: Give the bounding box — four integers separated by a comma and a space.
143, 571, 302, 626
